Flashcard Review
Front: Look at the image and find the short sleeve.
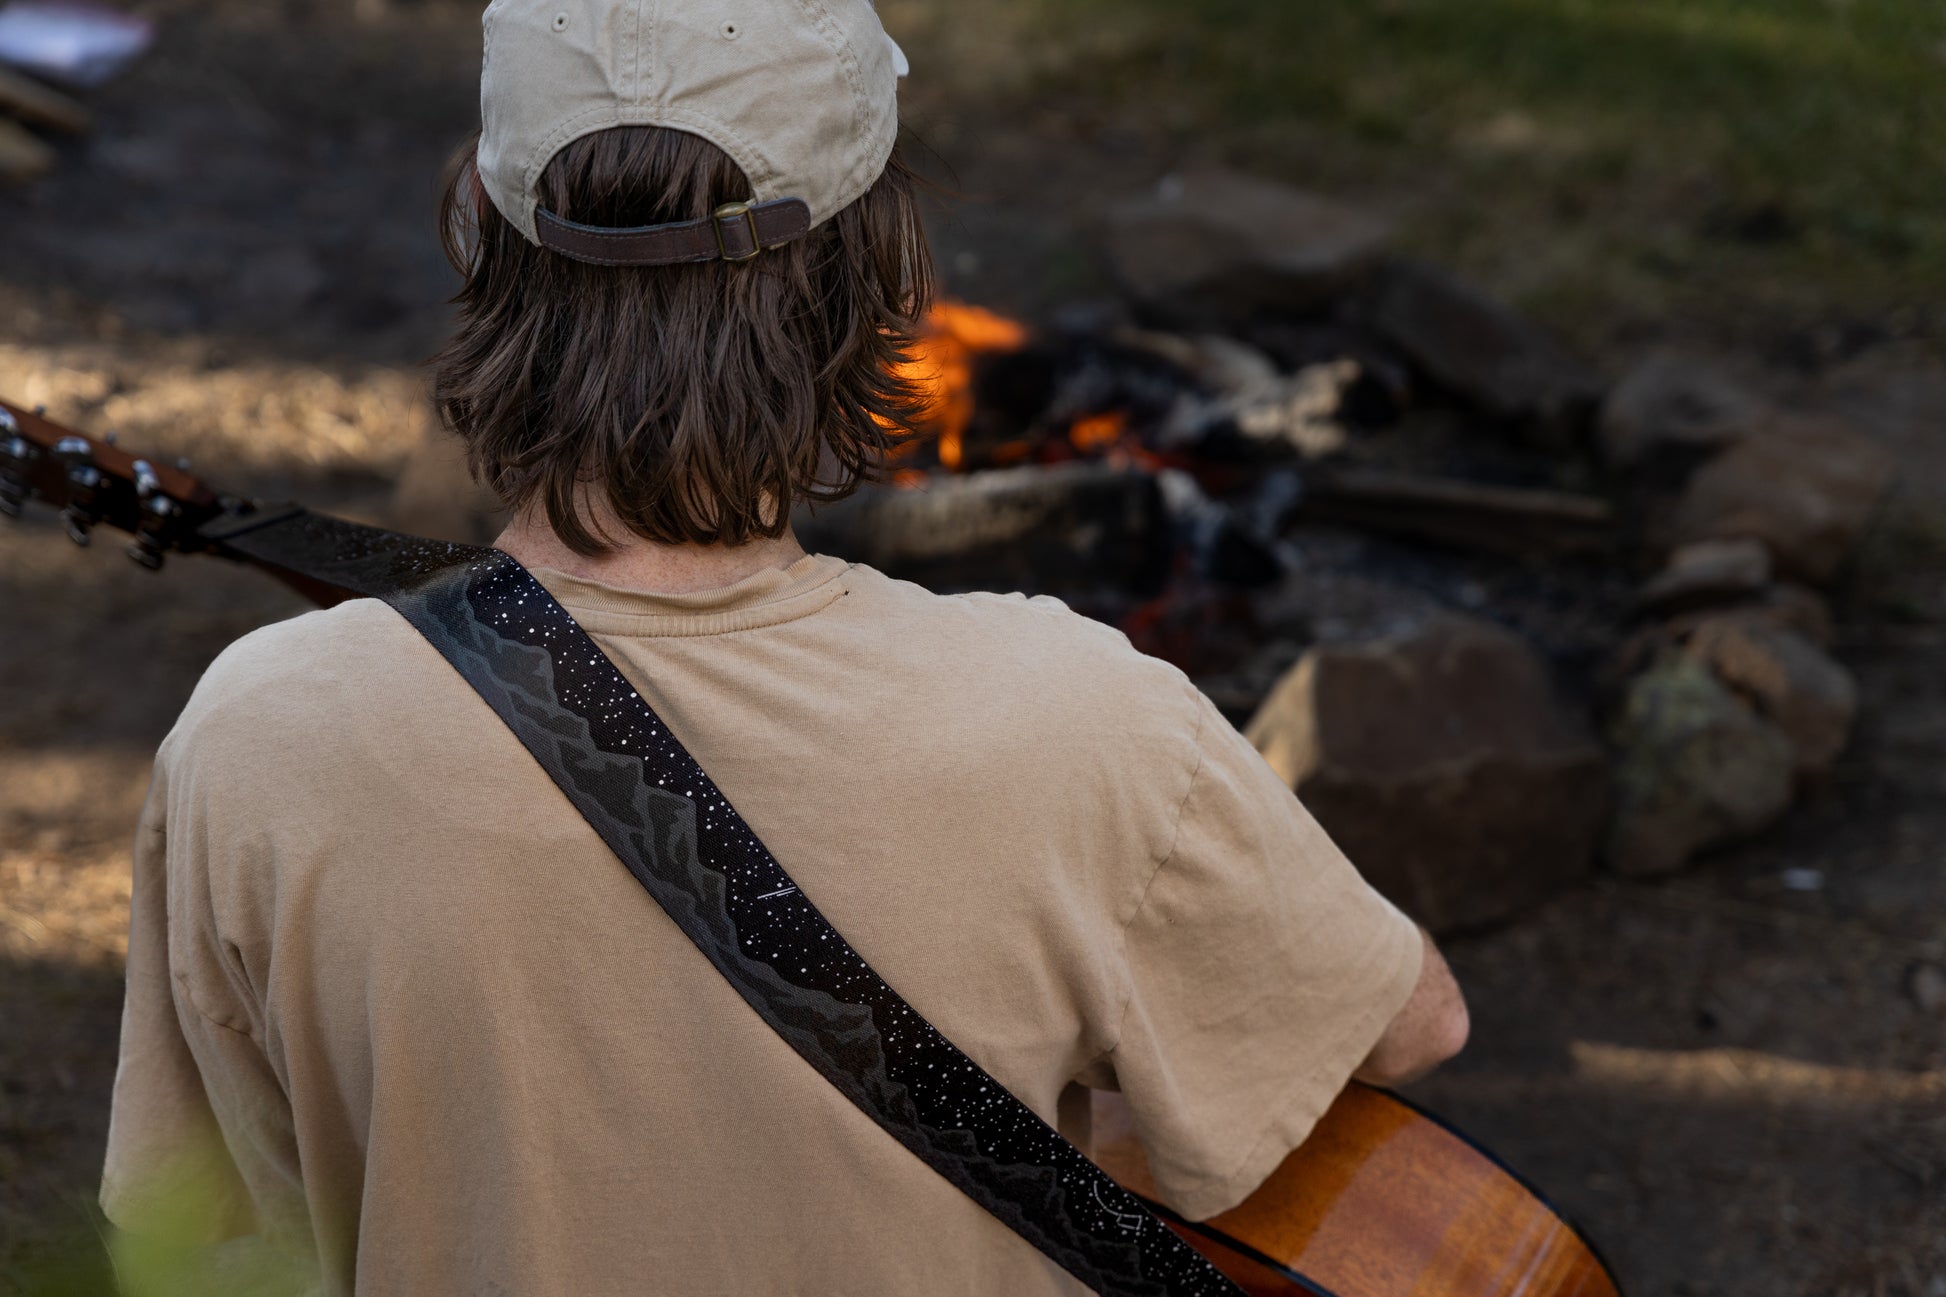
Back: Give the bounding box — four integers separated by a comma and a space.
1103, 691, 1424, 1221
100, 764, 293, 1247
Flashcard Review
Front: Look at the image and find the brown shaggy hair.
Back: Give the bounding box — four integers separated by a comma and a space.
431, 127, 936, 553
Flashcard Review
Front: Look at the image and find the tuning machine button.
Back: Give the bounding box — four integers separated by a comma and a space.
127, 533, 167, 570
123, 459, 176, 570
52, 437, 103, 546
54, 437, 101, 493
0, 416, 32, 520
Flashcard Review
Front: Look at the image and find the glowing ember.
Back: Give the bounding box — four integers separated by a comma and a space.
890, 301, 1029, 471
1068, 411, 1127, 454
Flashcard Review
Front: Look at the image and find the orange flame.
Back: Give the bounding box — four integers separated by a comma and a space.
890, 302, 1029, 471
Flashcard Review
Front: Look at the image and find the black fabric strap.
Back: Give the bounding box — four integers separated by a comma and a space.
208, 508, 1243, 1297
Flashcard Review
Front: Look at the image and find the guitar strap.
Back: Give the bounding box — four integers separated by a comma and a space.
209, 507, 1243, 1297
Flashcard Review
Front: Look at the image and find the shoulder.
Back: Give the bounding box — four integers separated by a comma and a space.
837, 562, 1211, 757
160, 598, 444, 772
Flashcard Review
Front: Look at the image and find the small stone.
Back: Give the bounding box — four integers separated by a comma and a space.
1599, 352, 1768, 473
1606, 654, 1796, 876
1103, 171, 1393, 328
1907, 963, 1946, 1015
1682, 615, 1859, 777
1635, 538, 1773, 614
1246, 613, 1609, 931
1658, 412, 1894, 585
1779, 868, 1826, 893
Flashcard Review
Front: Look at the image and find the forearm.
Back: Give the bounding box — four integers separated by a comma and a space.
1355, 927, 1469, 1086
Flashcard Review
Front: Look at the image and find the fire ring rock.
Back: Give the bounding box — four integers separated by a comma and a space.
1244, 613, 1608, 933
1598, 352, 1769, 475
1102, 170, 1394, 328
1680, 615, 1858, 778
1605, 653, 1796, 876
1353, 260, 1604, 441
1656, 413, 1893, 585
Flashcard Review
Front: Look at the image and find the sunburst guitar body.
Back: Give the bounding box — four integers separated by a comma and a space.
1092, 1084, 1620, 1297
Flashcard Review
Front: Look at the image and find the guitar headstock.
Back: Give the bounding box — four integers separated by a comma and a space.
0, 395, 231, 570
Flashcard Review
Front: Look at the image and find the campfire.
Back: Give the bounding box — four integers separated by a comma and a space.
800, 169, 1892, 934
820, 290, 1621, 682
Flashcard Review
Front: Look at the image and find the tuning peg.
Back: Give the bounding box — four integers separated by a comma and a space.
52, 437, 102, 537
0, 416, 33, 520
54, 436, 98, 478
127, 534, 166, 571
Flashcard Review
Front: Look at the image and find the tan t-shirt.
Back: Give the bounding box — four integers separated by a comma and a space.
102, 553, 1422, 1297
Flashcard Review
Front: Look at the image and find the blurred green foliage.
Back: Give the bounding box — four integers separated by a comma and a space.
988, 0, 1946, 335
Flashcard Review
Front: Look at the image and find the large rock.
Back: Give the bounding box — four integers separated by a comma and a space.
1353, 260, 1604, 439
1681, 615, 1857, 777
1657, 412, 1893, 584
1598, 352, 1769, 475
1103, 171, 1393, 328
1606, 654, 1796, 875
1244, 614, 1608, 932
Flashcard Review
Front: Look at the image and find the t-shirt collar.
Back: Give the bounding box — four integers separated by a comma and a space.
526, 552, 851, 637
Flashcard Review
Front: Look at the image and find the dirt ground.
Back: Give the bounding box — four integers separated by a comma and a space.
2, 3, 1943, 1294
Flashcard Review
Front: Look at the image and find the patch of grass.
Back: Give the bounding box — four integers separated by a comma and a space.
900, 0, 1946, 344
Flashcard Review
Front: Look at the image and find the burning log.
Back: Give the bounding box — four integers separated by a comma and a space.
796, 462, 1172, 601
956, 331, 1195, 471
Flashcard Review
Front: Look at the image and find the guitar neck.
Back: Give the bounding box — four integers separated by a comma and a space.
0, 394, 364, 607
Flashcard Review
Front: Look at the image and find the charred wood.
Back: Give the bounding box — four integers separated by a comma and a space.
1279, 466, 1615, 558
0, 63, 90, 136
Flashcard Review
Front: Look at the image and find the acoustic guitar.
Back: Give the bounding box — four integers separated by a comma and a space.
1094, 1084, 1618, 1296
1, 394, 1622, 1297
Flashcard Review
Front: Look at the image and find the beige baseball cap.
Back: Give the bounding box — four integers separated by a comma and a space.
477, 0, 906, 263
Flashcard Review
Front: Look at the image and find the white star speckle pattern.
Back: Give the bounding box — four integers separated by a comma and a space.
216, 512, 1245, 1297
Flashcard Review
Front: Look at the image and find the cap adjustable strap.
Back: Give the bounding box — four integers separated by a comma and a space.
533, 197, 813, 267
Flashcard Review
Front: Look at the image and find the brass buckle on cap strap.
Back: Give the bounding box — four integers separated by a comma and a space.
713, 201, 762, 262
